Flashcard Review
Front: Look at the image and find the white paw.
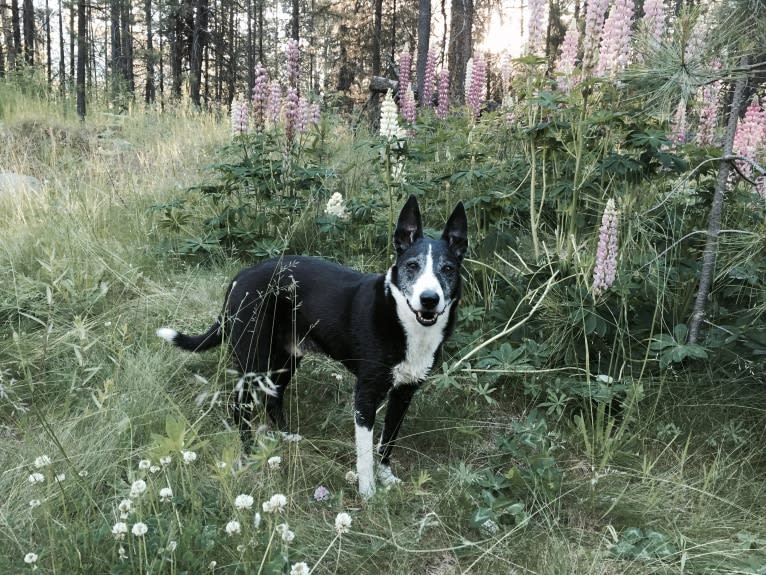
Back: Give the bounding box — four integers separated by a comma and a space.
377, 464, 402, 486
358, 477, 376, 499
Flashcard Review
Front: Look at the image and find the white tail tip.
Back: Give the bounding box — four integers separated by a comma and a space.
156, 327, 178, 344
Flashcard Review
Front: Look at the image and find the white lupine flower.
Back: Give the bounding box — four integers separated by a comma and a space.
380, 90, 400, 139
34, 455, 51, 468
225, 519, 241, 536
159, 487, 173, 502
290, 562, 311, 575
234, 494, 254, 511
334, 512, 352, 534
132, 522, 148, 536
181, 450, 197, 464
138, 459, 151, 470
28, 472, 44, 484
129, 479, 147, 498
112, 521, 129, 540
262, 493, 287, 513
267, 456, 282, 470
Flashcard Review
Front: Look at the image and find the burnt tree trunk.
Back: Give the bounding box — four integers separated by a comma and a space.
448, 0, 473, 103
22, 0, 33, 64
416, 0, 431, 103
76, 0, 86, 120
145, 0, 156, 103
189, 0, 208, 106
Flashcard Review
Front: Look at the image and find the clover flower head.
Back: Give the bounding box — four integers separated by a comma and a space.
283, 432, 303, 443
290, 562, 311, 575
159, 455, 172, 466
480, 518, 499, 535
132, 522, 148, 537
267, 456, 282, 470
262, 493, 288, 513
129, 479, 147, 498
276, 522, 295, 543
181, 450, 197, 464
118, 498, 132, 516
34, 455, 51, 468
149, 465, 160, 474
225, 519, 242, 536
334, 512, 352, 534
112, 521, 128, 540
313, 485, 330, 502
344, 470, 358, 484
235, 494, 254, 511
55, 473, 65, 482
24, 552, 38, 565
159, 487, 173, 502
29, 499, 41, 509
325, 192, 349, 220
138, 459, 151, 470
28, 472, 44, 484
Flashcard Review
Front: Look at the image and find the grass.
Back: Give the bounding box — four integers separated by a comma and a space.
1, 92, 765, 574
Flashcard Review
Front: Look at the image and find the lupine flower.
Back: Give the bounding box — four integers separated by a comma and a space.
669, 99, 687, 145
286, 38, 300, 88
314, 485, 330, 502
24, 552, 38, 565
380, 91, 400, 139
592, 199, 620, 298
526, 0, 547, 56
181, 450, 197, 464
398, 49, 412, 95
296, 97, 312, 134
436, 69, 450, 120
129, 479, 147, 498
230, 97, 249, 136
641, 0, 666, 51
421, 49, 436, 107
138, 459, 151, 470
28, 472, 44, 484
112, 521, 129, 540
34, 455, 51, 468
557, 25, 580, 92
283, 87, 300, 144
132, 522, 148, 537
290, 562, 311, 575
685, 18, 707, 64
262, 493, 287, 513
235, 494, 254, 511
400, 85, 417, 126
325, 192, 349, 219
267, 80, 283, 125
499, 53, 512, 96
696, 79, 721, 146
334, 512, 352, 534
159, 487, 173, 502
225, 519, 241, 536
582, 0, 610, 74
466, 53, 487, 119
597, 0, 635, 77
733, 95, 766, 180
251, 63, 269, 131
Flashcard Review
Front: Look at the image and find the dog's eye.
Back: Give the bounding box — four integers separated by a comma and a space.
406, 261, 420, 272
441, 264, 454, 273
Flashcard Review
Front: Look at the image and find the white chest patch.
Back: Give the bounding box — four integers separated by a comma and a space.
386, 269, 451, 386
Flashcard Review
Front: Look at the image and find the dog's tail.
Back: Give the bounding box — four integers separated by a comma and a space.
157, 319, 223, 352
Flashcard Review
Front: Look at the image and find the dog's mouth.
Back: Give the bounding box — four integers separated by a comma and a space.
415, 310, 440, 326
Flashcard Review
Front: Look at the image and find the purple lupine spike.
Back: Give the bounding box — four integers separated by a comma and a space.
286, 38, 300, 89
398, 49, 412, 95
436, 69, 450, 120
592, 199, 620, 298
267, 80, 282, 126
466, 53, 486, 119
231, 96, 249, 136
582, 0, 610, 75
421, 49, 436, 108
597, 0, 635, 77
251, 63, 268, 132
557, 24, 580, 92
283, 87, 300, 143
641, 0, 666, 52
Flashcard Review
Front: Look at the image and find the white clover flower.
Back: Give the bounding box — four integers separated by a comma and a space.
24, 552, 38, 565
267, 456, 282, 470
216, 461, 227, 469
234, 494, 254, 511
167, 541, 177, 553
344, 470, 358, 484
181, 450, 197, 464
28, 472, 45, 484
54, 473, 65, 482
159, 487, 173, 502
118, 499, 132, 518
34, 455, 51, 468
282, 528, 295, 543
283, 432, 303, 443
112, 521, 129, 540
159, 455, 172, 466
118, 545, 127, 560
138, 459, 151, 470
132, 522, 148, 537
225, 519, 241, 536
208, 561, 217, 570
78, 469, 88, 478
149, 465, 160, 474
290, 562, 311, 575
129, 479, 147, 498
236, 543, 247, 553
29, 499, 41, 509
325, 192, 349, 220
262, 493, 287, 513
254, 512, 262, 529
334, 512, 352, 534
276, 522, 290, 535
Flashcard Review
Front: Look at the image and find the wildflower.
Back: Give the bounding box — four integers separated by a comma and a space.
557, 24, 580, 92
641, 0, 666, 51
582, 0, 610, 74
283, 87, 301, 143
236, 544, 247, 553
267, 455, 282, 470
398, 49, 412, 95
592, 199, 620, 298
526, 0, 547, 56
262, 493, 288, 513
669, 99, 687, 145
313, 485, 330, 502
129, 479, 147, 498
400, 84, 417, 126
138, 459, 151, 470
159, 455, 172, 466
234, 494, 254, 511
225, 519, 242, 536
112, 521, 129, 540
286, 38, 300, 88
345, 470, 358, 484
118, 545, 128, 560
500, 53, 512, 96
181, 450, 197, 464
335, 512, 352, 534
149, 465, 160, 474
159, 487, 173, 502
733, 95, 766, 181
78, 469, 88, 477
283, 432, 303, 443
118, 499, 132, 518
325, 192, 349, 220
465, 53, 486, 119
208, 561, 217, 570
28, 472, 44, 484
281, 528, 295, 543
435, 69, 450, 120
54, 473, 65, 482
251, 63, 269, 131
230, 97, 249, 136
380, 91, 400, 140
34, 455, 51, 468
267, 80, 282, 125
480, 518, 499, 535
167, 541, 177, 553
254, 512, 262, 529
131, 522, 148, 537
597, 0, 635, 77
29, 499, 41, 509
290, 562, 311, 575
296, 96, 312, 135
24, 552, 38, 565
421, 49, 436, 107
696, 78, 721, 146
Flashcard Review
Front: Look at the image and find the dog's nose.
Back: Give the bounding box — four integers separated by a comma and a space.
420, 290, 440, 310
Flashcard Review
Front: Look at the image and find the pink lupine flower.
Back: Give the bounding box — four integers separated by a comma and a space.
685, 18, 706, 64
436, 69, 450, 120
733, 95, 766, 180
231, 97, 249, 136
582, 0, 610, 74
597, 0, 635, 77
283, 87, 300, 143
526, 0, 547, 56
696, 79, 721, 146
669, 99, 687, 145
251, 63, 268, 131
641, 0, 666, 51
466, 53, 486, 119
398, 50, 412, 96
500, 53, 512, 96
557, 24, 580, 92
286, 38, 300, 88
400, 84, 417, 126
267, 80, 282, 125
592, 198, 619, 298
421, 49, 436, 107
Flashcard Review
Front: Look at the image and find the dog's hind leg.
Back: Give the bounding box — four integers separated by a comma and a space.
263, 350, 300, 432
377, 384, 417, 485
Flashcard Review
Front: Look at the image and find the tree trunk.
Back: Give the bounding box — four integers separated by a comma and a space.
45, 0, 52, 85
121, 0, 134, 92
76, 0, 86, 120
291, 0, 299, 41
189, 0, 209, 106
111, 0, 123, 95
448, 0, 473, 103
145, 0, 155, 103
22, 0, 33, 65
247, 0, 253, 97
688, 61, 749, 344
58, 0, 65, 95
416, 0, 431, 103
11, 0, 21, 67
170, 0, 183, 98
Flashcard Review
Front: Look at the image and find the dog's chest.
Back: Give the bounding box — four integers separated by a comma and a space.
392, 319, 446, 386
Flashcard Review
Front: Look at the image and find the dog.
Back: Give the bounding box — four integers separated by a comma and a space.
157, 195, 467, 497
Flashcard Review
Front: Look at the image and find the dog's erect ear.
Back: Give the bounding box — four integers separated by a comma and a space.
394, 195, 424, 254
441, 201, 468, 260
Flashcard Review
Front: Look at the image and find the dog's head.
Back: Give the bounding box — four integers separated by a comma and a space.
388, 195, 468, 327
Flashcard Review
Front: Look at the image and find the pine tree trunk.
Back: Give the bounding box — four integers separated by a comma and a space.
189, 0, 208, 106
22, 0, 33, 65
416, 0, 431, 103
11, 0, 21, 66
45, 0, 52, 85
145, 0, 155, 103
76, 0, 86, 120
448, 0, 473, 103
58, 0, 65, 95
688, 61, 749, 345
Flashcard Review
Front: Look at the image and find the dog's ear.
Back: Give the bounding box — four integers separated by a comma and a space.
394, 195, 423, 254
441, 201, 468, 260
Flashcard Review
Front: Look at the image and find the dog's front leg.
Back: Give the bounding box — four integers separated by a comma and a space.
377, 384, 417, 485
353, 380, 389, 498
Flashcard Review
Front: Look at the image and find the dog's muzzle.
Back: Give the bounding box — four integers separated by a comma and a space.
407, 298, 445, 327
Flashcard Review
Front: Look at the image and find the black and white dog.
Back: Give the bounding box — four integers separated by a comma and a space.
157, 195, 467, 497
